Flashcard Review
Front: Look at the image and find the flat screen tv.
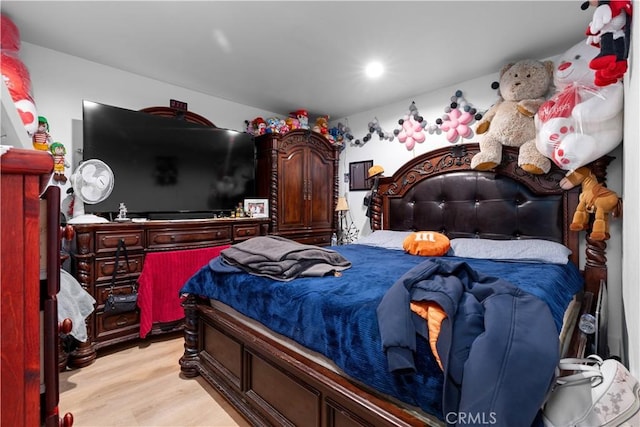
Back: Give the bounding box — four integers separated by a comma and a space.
81, 100, 256, 219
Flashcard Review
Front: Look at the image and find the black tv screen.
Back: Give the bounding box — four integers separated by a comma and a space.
82, 100, 256, 219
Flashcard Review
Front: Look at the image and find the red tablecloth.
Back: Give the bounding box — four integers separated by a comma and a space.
137, 245, 229, 338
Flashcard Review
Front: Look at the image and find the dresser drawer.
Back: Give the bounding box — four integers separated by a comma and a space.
95, 282, 138, 306
233, 223, 260, 241
95, 254, 144, 283
293, 234, 331, 246
95, 230, 144, 254
147, 226, 231, 249
95, 310, 140, 338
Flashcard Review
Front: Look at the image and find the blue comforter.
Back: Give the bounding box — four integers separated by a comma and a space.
180, 244, 584, 420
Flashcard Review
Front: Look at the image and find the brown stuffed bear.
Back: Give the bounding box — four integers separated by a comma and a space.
471, 59, 554, 174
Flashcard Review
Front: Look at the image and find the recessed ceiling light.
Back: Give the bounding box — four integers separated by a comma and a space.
365, 61, 384, 79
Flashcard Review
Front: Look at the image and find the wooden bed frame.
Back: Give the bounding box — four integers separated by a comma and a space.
180, 144, 610, 427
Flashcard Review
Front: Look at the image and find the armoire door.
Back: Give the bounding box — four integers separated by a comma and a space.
307, 148, 333, 230
278, 146, 306, 231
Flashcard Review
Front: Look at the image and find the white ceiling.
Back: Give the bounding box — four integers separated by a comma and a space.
1, 1, 592, 119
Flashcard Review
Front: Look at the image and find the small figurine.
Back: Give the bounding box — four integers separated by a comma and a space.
33, 116, 53, 151
291, 109, 309, 129
116, 202, 131, 222
49, 141, 70, 183
285, 116, 299, 131
235, 202, 245, 217
244, 119, 255, 135
313, 115, 329, 135
277, 118, 290, 134
251, 117, 267, 135
266, 117, 279, 134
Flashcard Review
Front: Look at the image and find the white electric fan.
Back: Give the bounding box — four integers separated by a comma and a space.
67, 159, 114, 224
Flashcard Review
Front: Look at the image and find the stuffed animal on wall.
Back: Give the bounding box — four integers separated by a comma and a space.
582, 0, 632, 86
0, 14, 38, 135
471, 59, 554, 174
560, 166, 622, 241
535, 40, 623, 172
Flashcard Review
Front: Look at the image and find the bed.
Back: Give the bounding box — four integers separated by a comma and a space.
179, 144, 609, 427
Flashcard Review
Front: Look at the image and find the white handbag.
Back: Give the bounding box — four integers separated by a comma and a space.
542, 355, 640, 427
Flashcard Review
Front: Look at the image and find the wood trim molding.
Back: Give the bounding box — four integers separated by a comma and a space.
139, 106, 216, 127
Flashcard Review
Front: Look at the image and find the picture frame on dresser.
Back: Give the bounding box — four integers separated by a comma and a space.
244, 198, 268, 218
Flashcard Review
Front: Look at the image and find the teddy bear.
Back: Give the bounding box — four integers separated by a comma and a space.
471, 59, 554, 174
535, 40, 623, 173
313, 115, 329, 135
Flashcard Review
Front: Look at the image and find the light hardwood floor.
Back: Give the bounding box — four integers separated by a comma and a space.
59, 334, 251, 427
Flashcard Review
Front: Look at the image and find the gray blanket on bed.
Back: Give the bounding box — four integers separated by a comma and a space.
220, 235, 351, 281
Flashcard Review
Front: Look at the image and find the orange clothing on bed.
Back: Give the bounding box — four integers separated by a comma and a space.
410, 301, 447, 370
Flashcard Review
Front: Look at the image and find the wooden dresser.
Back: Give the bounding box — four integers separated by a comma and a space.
255, 129, 339, 245
1, 148, 72, 426
68, 217, 269, 367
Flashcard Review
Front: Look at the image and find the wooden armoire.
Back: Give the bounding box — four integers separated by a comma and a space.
255, 129, 339, 245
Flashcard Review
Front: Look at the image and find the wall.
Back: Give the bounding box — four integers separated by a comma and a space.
622, 7, 639, 377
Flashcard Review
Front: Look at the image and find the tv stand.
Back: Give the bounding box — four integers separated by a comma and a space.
67, 217, 269, 368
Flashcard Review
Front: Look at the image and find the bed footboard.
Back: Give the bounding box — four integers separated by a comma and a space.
179, 295, 442, 427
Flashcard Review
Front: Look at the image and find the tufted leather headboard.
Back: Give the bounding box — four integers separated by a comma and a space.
385, 170, 565, 240
370, 144, 581, 265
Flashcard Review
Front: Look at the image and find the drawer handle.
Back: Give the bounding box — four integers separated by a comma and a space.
170, 235, 176, 241
116, 318, 128, 326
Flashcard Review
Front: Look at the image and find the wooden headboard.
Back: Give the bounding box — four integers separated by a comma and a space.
370, 143, 609, 298
139, 106, 216, 127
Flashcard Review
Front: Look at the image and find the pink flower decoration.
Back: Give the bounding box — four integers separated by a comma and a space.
440, 108, 473, 143
397, 116, 425, 150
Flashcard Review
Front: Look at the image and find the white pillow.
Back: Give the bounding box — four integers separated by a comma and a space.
355, 230, 413, 250
448, 238, 572, 264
